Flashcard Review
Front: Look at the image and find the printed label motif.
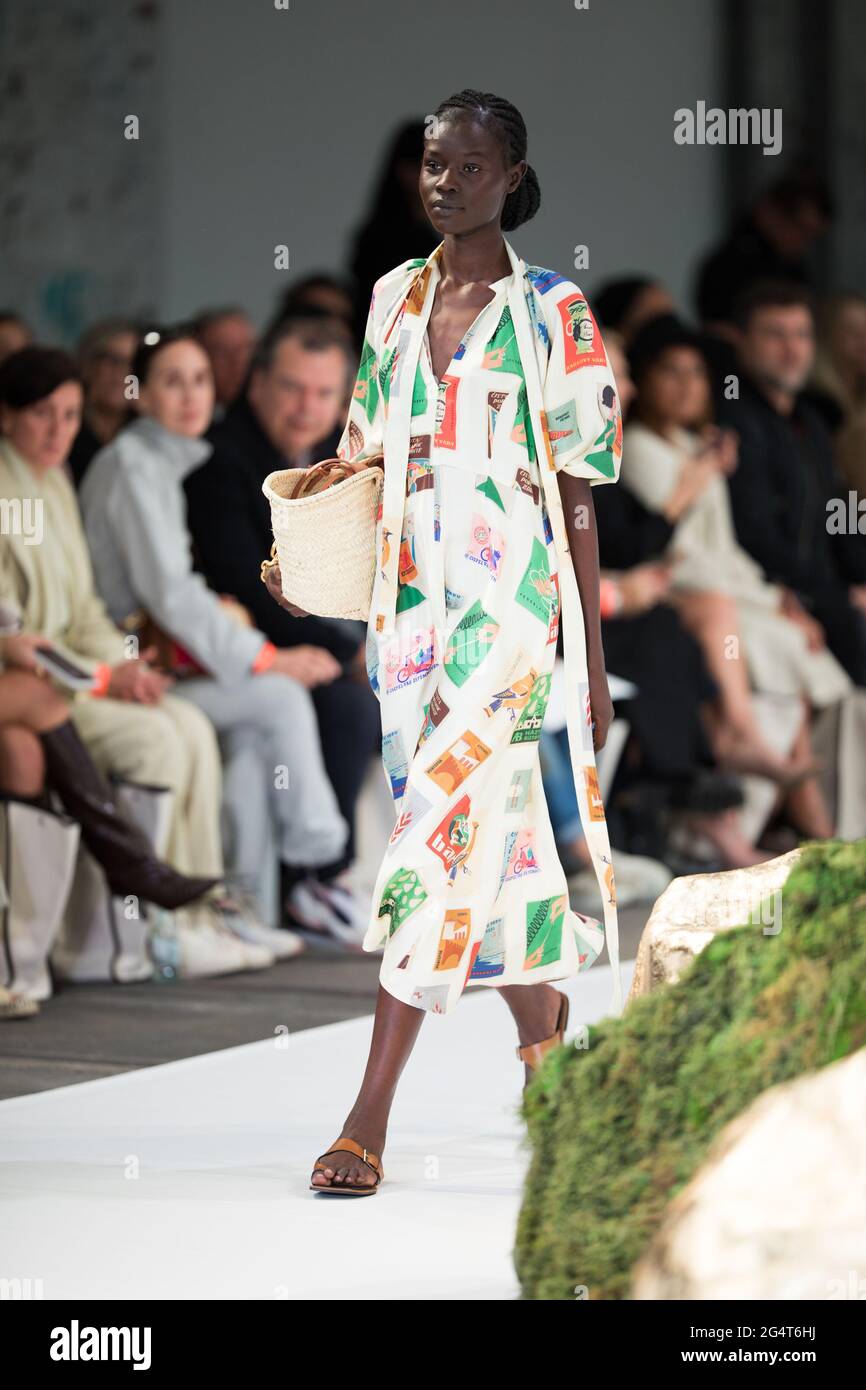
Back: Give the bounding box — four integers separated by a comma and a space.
486, 390, 510, 456
388, 787, 432, 850
444, 601, 499, 687
484, 667, 538, 723
426, 794, 480, 884
504, 768, 533, 813
510, 672, 552, 744
434, 909, 471, 971
577, 680, 594, 753
382, 727, 408, 800
515, 537, 556, 625
415, 687, 450, 753
515, 467, 540, 504
408, 983, 450, 1014
377, 867, 428, 938
465, 514, 505, 580
382, 627, 438, 693
434, 375, 459, 450
468, 916, 506, 979
583, 765, 607, 821
500, 828, 540, 887
545, 398, 581, 457
524, 894, 567, 970
425, 730, 492, 794
558, 294, 607, 371
547, 571, 560, 645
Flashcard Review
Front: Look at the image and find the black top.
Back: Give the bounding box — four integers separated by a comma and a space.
183, 395, 363, 664
717, 375, 866, 605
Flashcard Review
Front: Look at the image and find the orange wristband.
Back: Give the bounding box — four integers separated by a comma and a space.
90, 662, 112, 697
599, 578, 622, 619
251, 640, 277, 674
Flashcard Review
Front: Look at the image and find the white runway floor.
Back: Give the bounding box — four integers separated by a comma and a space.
0, 960, 632, 1300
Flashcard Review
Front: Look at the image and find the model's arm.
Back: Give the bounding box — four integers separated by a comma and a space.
557, 472, 612, 752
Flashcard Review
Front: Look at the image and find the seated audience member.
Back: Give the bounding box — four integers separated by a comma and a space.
68, 319, 138, 487
79, 328, 364, 943
717, 281, 866, 687
695, 170, 833, 331
807, 292, 866, 433
194, 307, 256, 419
808, 292, 866, 498
0, 312, 32, 366
621, 314, 850, 844
594, 334, 769, 867
0, 641, 217, 910
184, 315, 381, 875
0, 347, 232, 906
265, 273, 356, 342
593, 276, 675, 347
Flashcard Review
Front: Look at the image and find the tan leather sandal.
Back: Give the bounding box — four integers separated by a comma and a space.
516, 990, 570, 1084
309, 1136, 384, 1196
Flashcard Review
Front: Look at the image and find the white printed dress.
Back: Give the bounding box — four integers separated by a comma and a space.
336, 241, 623, 1016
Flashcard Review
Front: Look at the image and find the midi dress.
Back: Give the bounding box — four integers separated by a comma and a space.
337, 242, 623, 1016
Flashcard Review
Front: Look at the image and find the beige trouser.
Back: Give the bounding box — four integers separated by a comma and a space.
69, 692, 223, 876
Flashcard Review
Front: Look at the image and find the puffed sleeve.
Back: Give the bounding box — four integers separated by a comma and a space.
336, 282, 385, 464
540, 281, 622, 485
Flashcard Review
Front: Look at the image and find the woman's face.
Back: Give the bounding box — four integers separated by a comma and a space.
85, 330, 138, 413
136, 339, 214, 437
1, 380, 83, 471
831, 300, 866, 375
419, 115, 525, 237
641, 346, 710, 427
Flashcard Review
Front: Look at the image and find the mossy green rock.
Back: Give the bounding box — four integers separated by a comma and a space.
513, 839, 866, 1299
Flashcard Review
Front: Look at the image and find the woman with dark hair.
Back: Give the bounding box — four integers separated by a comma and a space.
347, 118, 443, 344
0, 347, 222, 912
79, 327, 357, 949
622, 315, 847, 840
270, 89, 625, 1194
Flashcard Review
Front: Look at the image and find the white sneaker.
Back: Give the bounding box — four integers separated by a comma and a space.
175, 906, 275, 977
284, 874, 368, 949
208, 889, 305, 961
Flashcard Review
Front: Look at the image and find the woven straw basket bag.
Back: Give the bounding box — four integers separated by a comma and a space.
261, 454, 385, 621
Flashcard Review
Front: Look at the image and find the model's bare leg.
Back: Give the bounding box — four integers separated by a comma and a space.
310, 982, 426, 1188
497, 981, 564, 1089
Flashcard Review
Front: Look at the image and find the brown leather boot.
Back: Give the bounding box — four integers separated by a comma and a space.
39, 720, 221, 910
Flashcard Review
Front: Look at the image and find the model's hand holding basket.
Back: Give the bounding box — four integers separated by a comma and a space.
261, 453, 385, 621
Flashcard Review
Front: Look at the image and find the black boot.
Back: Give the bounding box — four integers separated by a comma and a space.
38, 720, 221, 910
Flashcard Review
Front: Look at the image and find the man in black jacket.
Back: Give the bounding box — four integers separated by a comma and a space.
717, 281, 866, 686
184, 315, 381, 925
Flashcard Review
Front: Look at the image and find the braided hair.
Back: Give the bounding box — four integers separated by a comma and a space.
431, 90, 540, 231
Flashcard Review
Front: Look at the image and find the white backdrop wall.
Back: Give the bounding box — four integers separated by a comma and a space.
159, 0, 724, 328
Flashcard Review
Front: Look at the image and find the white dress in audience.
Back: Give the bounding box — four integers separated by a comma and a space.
620, 421, 851, 707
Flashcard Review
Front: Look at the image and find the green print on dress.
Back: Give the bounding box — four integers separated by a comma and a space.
444, 600, 499, 687
524, 894, 566, 970
512, 381, 537, 463
378, 867, 428, 938
354, 338, 380, 425
482, 305, 523, 375
515, 535, 555, 624
584, 418, 618, 478
411, 361, 428, 418
510, 671, 552, 744
475, 475, 507, 512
